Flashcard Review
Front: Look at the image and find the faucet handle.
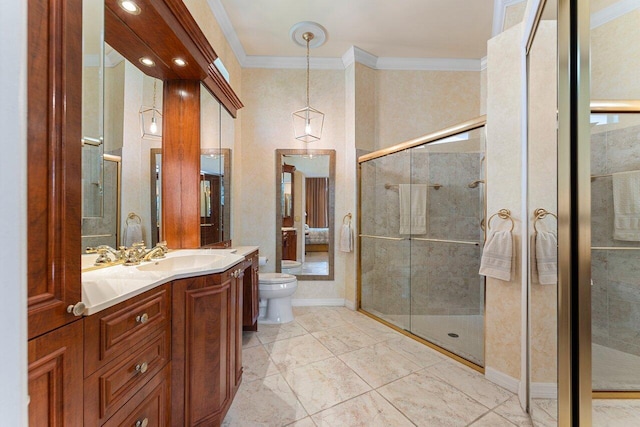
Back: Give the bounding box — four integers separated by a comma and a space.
156, 241, 168, 253
94, 248, 112, 265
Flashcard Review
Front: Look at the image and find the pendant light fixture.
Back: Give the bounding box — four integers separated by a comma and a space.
139, 79, 162, 140
291, 22, 326, 143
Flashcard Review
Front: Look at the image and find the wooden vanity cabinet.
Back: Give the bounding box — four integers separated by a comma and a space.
243, 250, 260, 331
171, 266, 244, 426
282, 229, 297, 261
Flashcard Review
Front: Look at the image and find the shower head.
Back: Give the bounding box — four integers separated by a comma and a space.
468, 180, 485, 188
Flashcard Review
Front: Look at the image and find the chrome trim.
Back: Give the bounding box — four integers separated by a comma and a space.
357, 116, 486, 163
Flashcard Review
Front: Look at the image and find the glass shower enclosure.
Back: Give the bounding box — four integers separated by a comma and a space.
359, 120, 487, 367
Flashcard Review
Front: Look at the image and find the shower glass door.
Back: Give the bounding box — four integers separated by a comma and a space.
358, 122, 486, 367
360, 149, 411, 330
408, 128, 486, 366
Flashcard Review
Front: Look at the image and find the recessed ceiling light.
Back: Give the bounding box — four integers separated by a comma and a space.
139, 57, 155, 67
173, 58, 187, 67
119, 0, 141, 15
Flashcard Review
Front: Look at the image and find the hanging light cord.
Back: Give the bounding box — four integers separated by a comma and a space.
305, 35, 310, 107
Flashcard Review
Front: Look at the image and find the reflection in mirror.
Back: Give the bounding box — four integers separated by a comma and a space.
149, 149, 231, 247
526, 1, 558, 425
81, 42, 163, 252
82, 0, 104, 218
276, 149, 335, 280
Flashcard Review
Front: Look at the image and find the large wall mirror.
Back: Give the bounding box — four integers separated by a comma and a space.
275, 149, 336, 280
81, 1, 238, 254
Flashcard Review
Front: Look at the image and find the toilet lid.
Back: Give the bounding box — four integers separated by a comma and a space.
259, 272, 297, 284
281, 260, 302, 268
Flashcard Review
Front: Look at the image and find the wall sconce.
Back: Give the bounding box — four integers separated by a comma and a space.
139, 79, 162, 140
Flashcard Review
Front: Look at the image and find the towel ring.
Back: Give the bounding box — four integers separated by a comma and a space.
487, 209, 514, 232
126, 212, 142, 225
343, 213, 352, 225
533, 208, 557, 233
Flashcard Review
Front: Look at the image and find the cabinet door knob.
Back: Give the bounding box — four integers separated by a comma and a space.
66, 301, 86, 317
135, 313, 149, 324
135, 418, 149, 427
135, 362, 148, 374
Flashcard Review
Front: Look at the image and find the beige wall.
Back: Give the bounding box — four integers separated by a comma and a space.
375, 70, 481, 149
486, 23, 523, 381
238, 68, 350, 302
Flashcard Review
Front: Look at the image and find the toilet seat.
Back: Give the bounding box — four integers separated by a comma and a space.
259, 272, 297, 285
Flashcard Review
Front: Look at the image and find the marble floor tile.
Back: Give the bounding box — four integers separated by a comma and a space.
311, 391, 414, 427
494, 396, 534, 426
350, 318, 405, 342
384, 335, 445, 368
593, 400, 640, 427
222, 373, 308, 427
377, 370, 489, 426
265, 334, 334, 372
325, 307, 369, 323
528, 398, 557, 425
339, 342, 421, 388
470, 411, 517, 426
427, 360, 513, 409
243, 331, 262, 349
242, 345, 280, 382
295, 309, 349, 333
283, 357, 371, 415
286, 417, 317, 427
312, 324, 379, 355
256, 321, 309, 344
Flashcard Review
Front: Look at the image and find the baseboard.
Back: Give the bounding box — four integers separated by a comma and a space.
291, 298, 345, 307
344, 300, 356, 310
531, 382, 558, 399
485, 367, 520, 394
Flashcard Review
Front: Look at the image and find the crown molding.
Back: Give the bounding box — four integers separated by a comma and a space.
480, 56, 488, 71
492, 0, 526, 37
207, 0, 483, 72
206, 0, 247, 64
591, 0, 640, 28
376, 57, 481, 71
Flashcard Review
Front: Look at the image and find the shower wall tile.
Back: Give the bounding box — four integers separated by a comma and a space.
591, 132, 607, 175
606, 126, 640, 173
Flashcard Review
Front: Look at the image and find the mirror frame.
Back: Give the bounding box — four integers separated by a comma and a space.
275, 149, 336, 281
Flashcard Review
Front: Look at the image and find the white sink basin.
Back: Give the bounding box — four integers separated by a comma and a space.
136, 254, 226, 272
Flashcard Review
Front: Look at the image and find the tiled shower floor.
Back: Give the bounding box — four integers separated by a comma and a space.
223, 306, 528, 426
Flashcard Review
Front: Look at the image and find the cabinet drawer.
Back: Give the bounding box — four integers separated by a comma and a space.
85, 285, 171, 375
103, 364, 171, 427
84, 330, 170, 425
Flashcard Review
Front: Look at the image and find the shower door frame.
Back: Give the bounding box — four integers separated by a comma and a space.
357, 115, 487, 373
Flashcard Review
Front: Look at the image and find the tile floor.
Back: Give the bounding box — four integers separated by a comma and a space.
223, 306, 531, 426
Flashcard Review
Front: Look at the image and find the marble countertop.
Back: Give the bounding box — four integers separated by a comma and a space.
81, 249, 245, 315
231, 245, 259, 257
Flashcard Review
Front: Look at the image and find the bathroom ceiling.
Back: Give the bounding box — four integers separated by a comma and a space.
215, 0, 496, 60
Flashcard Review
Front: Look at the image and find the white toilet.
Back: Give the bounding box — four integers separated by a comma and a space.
258, 273, 298, 324
281, 260, 302, 274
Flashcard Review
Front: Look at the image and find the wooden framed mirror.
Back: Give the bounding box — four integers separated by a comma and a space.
275, 149, 335, 280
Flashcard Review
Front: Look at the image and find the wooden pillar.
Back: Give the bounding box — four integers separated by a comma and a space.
162, 80, 201, 249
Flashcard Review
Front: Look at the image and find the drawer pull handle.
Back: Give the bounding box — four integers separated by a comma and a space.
135, 362, 149, 374
135, 313, 149, 324
135, 418, 149, 427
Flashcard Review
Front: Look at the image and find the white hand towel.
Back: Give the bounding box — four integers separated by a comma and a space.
399, 184, 427, 234
613, 170, 640, 241
479, 230, 513, 281
536, 230, 558, 285
339, 223, 353, 253
124, 223, 143, 247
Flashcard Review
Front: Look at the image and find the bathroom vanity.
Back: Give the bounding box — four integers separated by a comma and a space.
79, 248, 259, 426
